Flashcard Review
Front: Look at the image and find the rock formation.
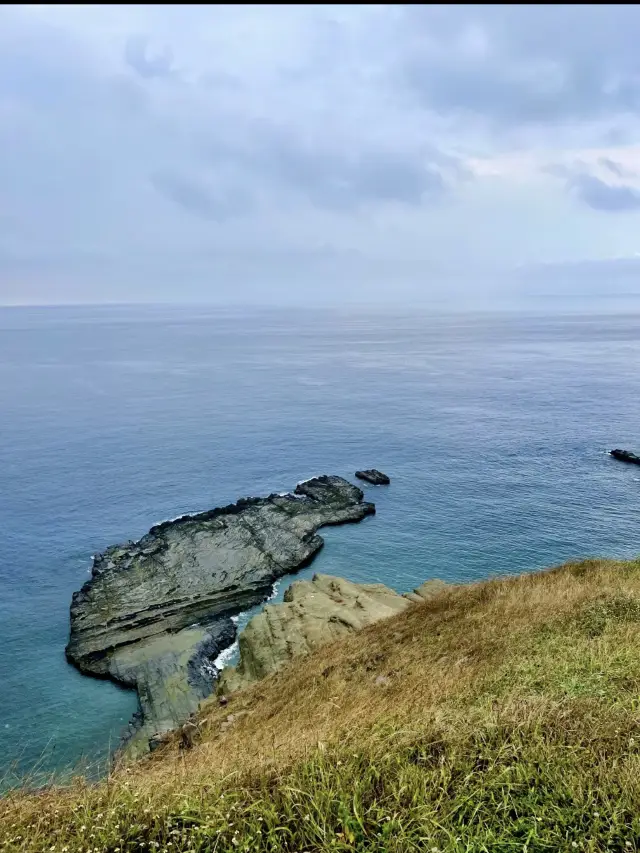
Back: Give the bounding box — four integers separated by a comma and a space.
355, 469, 390, 485
65, 476, 375, 753
610, 449, 640, 466
218, 574, 448, 695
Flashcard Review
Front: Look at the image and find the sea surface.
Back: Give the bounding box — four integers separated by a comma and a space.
2, 303, 640, 784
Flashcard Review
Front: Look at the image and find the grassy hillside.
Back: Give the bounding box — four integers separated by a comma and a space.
3, 557, 640, 852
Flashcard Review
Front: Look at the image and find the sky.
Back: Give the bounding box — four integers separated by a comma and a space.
3, 4, 640, 305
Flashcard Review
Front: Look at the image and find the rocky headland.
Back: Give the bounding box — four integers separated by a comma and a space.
218, 573, 448, 695
65, 476, 375, 754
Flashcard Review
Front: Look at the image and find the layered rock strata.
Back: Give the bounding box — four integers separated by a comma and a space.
65, 476, 375, 753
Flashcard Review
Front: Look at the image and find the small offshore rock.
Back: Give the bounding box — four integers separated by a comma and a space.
355, 469, 390, 485
610, 449, 640, 466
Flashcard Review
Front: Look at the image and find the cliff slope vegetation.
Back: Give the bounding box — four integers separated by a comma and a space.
3, 557, 640, 852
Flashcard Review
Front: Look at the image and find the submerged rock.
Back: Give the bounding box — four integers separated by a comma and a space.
355, 469, 390, 485
65, 476, 375, 754
610, 449, 640, 466
218, 572, 449, 695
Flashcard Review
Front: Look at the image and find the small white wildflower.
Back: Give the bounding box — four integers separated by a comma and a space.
572, 844, 578, 849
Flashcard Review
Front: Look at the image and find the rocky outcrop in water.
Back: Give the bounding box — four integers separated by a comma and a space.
610, 449, 640, 466
217, 574, 449, 695
355, 469, 390, 485
65, 476, 375, 754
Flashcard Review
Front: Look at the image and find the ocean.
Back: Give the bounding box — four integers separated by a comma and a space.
2, 303, 640, 784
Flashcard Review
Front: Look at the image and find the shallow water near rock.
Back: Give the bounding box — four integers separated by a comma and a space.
2, 303, 640, 783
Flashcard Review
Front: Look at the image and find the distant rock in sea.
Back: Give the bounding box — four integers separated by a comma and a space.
65, 475, 375, 755
355, 469, 390, 485
218, 574, 449, 695
610, 449, 640, 466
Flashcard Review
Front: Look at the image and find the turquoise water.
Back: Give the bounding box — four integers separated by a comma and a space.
2, 304, 640, 782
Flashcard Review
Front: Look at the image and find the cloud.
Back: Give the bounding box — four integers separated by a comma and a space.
262, 146, 445, 209
124, 35, 174, 79
197, 123, 453, 211
400, 5, 640, 137
598, 157, 634, 179
150, 169, 250, 221
4, 5, 640, 304
568, 174, 640, 212
542, 157, 640, 212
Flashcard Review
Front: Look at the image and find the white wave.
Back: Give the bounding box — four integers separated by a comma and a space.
296, 476, 318, 487
267, 581, 281, 602
213, 640, 239, 672
151, 510, 204, 528
213, 592, 276, 674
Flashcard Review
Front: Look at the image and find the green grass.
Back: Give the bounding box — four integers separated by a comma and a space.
3, 558, 640, 852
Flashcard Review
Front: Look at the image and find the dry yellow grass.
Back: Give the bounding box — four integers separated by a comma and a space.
3, 557, 640, 851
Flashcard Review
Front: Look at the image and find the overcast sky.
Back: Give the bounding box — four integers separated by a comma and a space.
3, 4, 640, 305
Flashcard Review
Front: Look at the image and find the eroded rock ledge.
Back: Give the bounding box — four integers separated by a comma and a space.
65, 476, 375, 754
218, 574, 449, 695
